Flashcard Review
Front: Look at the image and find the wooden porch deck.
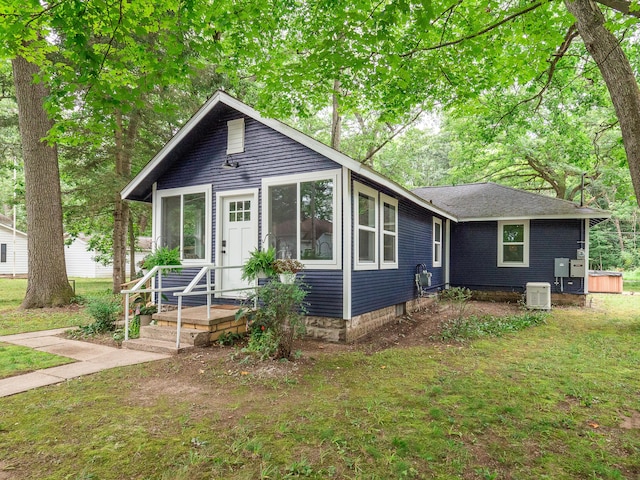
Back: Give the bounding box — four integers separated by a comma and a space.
153, 304, 243, 331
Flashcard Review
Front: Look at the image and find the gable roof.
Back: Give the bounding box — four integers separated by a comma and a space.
121, 90, 456, 221
0, 221, 27, 238
413, 183, 610, 224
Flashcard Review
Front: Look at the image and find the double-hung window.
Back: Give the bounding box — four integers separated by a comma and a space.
380, 194, 398, 269
433, 217, 442, 267
498, 220, 529, 267
155, 185, 211, 262
354, 183, 399, 270
263, 170, 340, 268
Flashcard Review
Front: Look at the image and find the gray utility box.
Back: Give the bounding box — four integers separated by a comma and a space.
570, 259, 586, 278
554, 258, 570, 278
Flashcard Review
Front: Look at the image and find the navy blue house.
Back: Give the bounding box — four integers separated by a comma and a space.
122, 92, 608, 341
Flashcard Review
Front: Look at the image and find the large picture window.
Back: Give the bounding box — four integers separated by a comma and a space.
263, 171, 339, 267
156, 186, 210, 262
498, 220, 529, 267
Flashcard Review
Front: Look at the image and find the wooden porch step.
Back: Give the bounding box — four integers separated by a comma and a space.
140, 325, 210, 347
122, 337, 195, 355
153, 305, 238, 327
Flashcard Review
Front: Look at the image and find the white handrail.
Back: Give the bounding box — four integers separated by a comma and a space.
120, 263, 257, 350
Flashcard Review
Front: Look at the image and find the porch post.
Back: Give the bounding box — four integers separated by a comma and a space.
124, 292, 130, 341
176, 295, 182, 350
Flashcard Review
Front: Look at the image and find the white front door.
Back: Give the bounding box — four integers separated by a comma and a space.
220, 194, 257, 297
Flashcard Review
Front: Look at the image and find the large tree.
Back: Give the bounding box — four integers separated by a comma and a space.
227, 0, 640, 205
12, 54, 73, 307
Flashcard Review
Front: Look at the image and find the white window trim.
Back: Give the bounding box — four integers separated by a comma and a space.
261, 169, 341, 269
227, 118, 245, 154
380, 193, 398, 270
433, 217, 442, 268
498, 219, 530, 267
354, 182, 379, 271
153, 184, 212, 264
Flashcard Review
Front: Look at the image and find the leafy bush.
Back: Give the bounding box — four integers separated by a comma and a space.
237, 279, 308, 360
440, 311, 548, 341
79, 295, 122, 335
141, 246, 182, 272
439, 287, 472, 320
217, 331, 245, 346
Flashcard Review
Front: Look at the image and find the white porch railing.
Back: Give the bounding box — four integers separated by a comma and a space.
120, 264, 257, 350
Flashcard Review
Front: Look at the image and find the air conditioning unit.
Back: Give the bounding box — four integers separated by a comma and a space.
526, 282, 551, 310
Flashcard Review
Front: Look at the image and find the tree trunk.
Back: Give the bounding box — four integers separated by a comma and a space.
565, 0, 640, 208
113, 109, 140, 293
12, 55, 74, 308
331, 79, 342, 150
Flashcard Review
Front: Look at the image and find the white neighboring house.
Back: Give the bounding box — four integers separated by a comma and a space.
64, 235, 151, 278
64, 236, 114, 278
0, 221, 28, 276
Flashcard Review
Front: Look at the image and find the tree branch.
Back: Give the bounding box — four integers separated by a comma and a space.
361, 107, 424, 164
401, 0, 550, 57
594, 0, 640, 17
496, 23, 578, 123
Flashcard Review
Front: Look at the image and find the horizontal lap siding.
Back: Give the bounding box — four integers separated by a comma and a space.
351, 175, 444, 317
156, 105, 344, 317
450, 219, 584, 294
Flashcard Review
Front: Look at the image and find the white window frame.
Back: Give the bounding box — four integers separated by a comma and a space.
380, 193, 398, 269
433, 217, 442, 268
354, 182, 379, 271
261, 169, 341, 269
498, 219, 530, 267
227, 118, 245, 154
153, 184, 212, 264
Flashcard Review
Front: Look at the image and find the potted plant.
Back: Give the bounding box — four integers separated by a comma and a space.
242, 247, 277, 281
274, 258, 304, 284
140, 246, 182, 274
137, 303, 158, 326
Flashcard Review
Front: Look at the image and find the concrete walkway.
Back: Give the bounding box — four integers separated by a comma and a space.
0, 329, 170, 398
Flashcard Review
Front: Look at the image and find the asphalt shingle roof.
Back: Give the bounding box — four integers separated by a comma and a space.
412, 183, 609, 223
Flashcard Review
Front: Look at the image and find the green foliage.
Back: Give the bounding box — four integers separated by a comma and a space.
238, 279, 308, 360
241, 247, 277, 281
79, 295, 122, 335
217, 331, 245, 347
141, 247, 181, 272
439, 287, 472, 321
440, 311, 548, 341
0, 344, 74, 380
273, 258, 304, 274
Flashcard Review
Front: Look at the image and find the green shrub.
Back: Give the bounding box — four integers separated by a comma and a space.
440, 311, 548, 341
439, 287, 472, 320
237, 279, 308, 360
79, 295, 122, 335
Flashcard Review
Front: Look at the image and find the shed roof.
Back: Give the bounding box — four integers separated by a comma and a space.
412, 183, 610, 224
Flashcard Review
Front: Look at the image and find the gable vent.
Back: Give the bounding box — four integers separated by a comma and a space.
227, 118, 245, 154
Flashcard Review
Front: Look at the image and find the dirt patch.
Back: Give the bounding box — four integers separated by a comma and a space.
620, 411, 640, 429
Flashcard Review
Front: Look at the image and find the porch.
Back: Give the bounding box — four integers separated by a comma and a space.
123, 304, 247, 354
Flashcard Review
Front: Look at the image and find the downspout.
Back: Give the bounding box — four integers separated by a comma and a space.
445, 219, 451, 289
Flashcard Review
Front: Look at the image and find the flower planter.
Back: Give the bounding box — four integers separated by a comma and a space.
279, 273, 297, 284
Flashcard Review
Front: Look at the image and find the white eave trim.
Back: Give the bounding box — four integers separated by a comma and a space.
457, 213, 611, 222
121, 91, 457, 222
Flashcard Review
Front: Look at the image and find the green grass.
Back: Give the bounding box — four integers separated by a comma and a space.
0, 278, 113, 336
0, 343, 74, 379
0, 294, 638, 479
623, 269, 640, 292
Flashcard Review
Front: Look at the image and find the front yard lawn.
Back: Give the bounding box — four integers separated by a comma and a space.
0, 344, 74, 379
0, 294, 638, 479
